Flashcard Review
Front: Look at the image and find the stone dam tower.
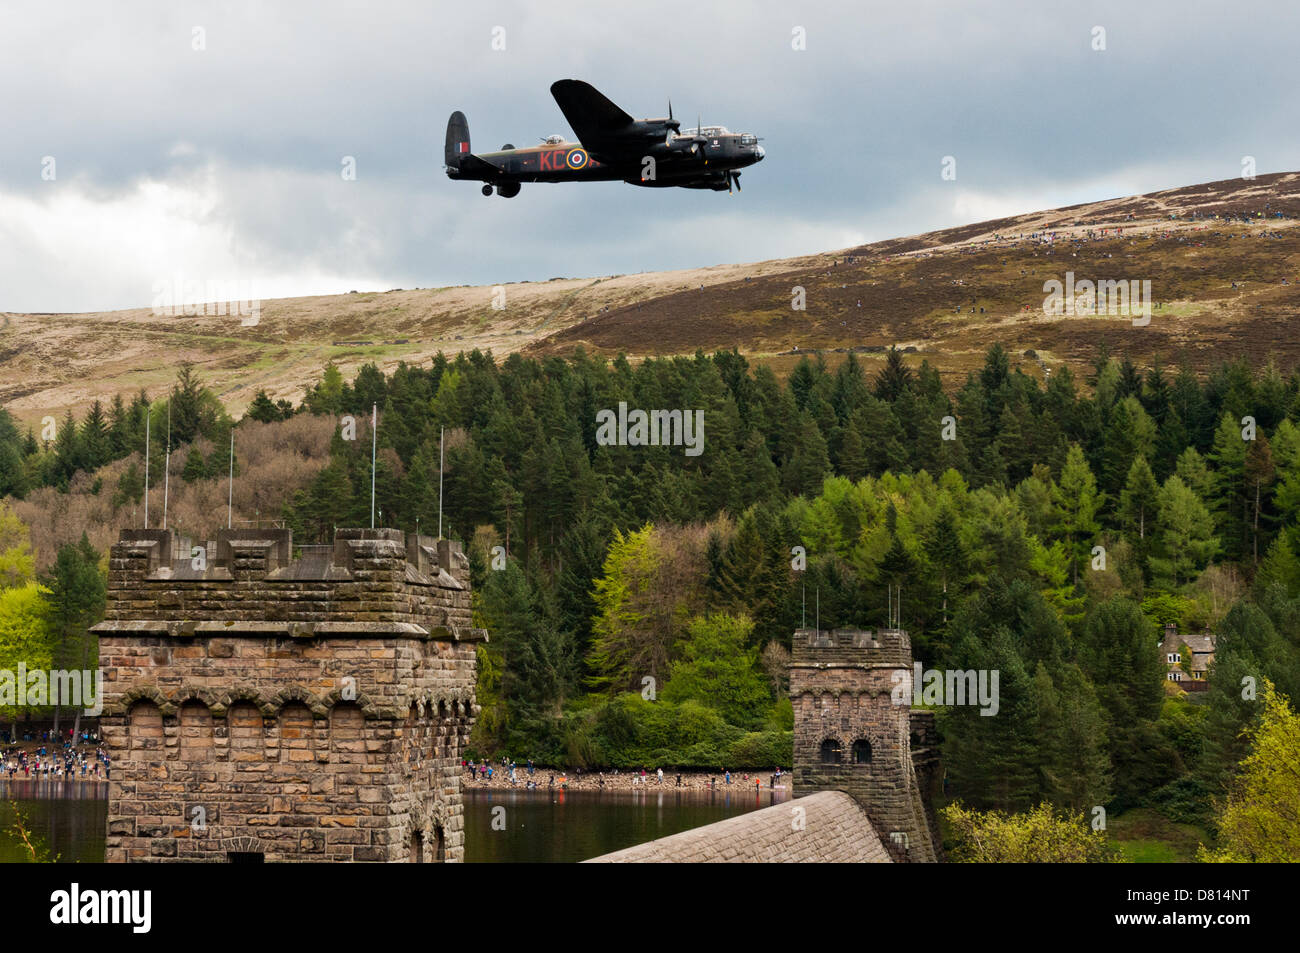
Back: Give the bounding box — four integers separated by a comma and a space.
91, 527, 484, 863
590, 625, 943, 863
790, 627, 943, 862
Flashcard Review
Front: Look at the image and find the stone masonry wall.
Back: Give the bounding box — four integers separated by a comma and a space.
92, 527, 484, 863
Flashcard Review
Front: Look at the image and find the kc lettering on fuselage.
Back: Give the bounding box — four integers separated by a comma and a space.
534, 148, 594, 173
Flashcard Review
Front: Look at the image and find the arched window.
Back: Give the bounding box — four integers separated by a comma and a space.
819, 738, 843, 764
128, 702, 163, 759
178, 700, 213, 760
852, 739, 873, 764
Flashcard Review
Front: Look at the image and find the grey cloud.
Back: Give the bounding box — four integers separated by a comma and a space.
2, 0, 1297, 311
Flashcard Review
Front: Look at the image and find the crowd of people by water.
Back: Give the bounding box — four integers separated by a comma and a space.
462, 756, 788, 793
1, 728, 110, 783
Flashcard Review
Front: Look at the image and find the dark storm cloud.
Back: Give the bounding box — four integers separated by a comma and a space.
2, 0, 1297, 311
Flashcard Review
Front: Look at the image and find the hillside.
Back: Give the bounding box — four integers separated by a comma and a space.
5, 171, 1299, 425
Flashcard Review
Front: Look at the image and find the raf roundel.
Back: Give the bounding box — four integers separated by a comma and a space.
565, 148, 589, 170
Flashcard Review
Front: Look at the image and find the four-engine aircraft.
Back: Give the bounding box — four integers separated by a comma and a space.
445, 79, 764, 197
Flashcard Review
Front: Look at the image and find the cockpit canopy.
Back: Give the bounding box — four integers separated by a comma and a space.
679, 125, 731, 138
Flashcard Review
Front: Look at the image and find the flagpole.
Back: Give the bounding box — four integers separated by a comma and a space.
143, 409, 150, 528
370, 403, 377, 529
438, 426, 444, 539
162, 400, 171, 530
227, 431, 234, 528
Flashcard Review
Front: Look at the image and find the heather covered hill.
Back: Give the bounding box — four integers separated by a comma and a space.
5, 172, 1299, 426
536, 172, 1300, 381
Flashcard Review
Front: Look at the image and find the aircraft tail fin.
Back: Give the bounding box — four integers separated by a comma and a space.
445, 111, 471, 168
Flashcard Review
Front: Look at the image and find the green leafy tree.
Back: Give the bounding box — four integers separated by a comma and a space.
1200, 681, 1300, 862
0, 504, 35, 590
661, 613, 770, 729
0, 584, 55, 736
941, 801, 1125, 862
588, 525, 674, 693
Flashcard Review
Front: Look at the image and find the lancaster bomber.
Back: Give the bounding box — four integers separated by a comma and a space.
445, 79, 764, 197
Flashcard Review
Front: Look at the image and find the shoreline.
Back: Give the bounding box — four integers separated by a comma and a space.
462, 768, 791, 794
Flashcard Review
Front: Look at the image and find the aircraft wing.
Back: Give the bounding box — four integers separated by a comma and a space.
550, 80, 639, 160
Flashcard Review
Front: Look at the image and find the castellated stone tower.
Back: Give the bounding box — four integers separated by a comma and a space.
790, 627, 942, 862
91, 527, 485, 863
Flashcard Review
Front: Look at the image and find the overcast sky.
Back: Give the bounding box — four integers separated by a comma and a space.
3, 0, 1297, 313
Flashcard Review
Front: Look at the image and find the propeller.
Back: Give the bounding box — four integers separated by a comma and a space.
728, 171, 741, 194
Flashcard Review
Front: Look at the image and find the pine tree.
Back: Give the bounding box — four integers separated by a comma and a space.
1048, 663, 1112, 810
660, 613, 770, 729
170, 363, 206, 444
1255, 534, 1300, 598
1243, 435, 1275, 565
246, 390, 280, 423
108, 393, 130, 456
993, 400, 1034, 486
181, 447, 206, 483
716, 508, 788, 646
873, 347, 914, 402
1053, 444, 1102, 586
781, 417, 831, 497
1149, 476, 1220, 587
1076, 597, 1172, 806
555, 517, 608, 665
943, 626, 1041, 812
39, 535, 106, 736
924, 506, 967, 626
1118, 455, 1160, 576
1208, 411, 1250, 560
1099, 396, 1155, 498
80, 400, 110, 471
1175, 446, 1213, 498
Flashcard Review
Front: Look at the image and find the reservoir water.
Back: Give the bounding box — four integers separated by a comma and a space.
0, 781, 785, 863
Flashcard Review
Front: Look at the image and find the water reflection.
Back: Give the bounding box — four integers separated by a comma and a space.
464, 786, 788, 863
0, 779, 107, 864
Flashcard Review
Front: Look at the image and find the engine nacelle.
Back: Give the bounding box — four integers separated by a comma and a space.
496, 182, 521, 198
